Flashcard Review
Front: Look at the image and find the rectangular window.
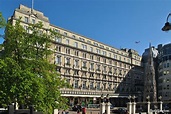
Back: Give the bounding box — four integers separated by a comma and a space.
32, 19, 35, 24
56, 56, 61, 64
82, 44, 87, 50
74, 42, 78, 47
82, 53, 86, 58
90, 82, 94, 89
25, 17, 28, 23
90, 47, 93, 52
97, 56, 100, 61
83, 81, 86, 89
96, 49, 101, 54
109, 67, 112, 74
66, 48, 70, 54
56, 37, 62, 43
90, 55, 94, 60
72, 35, 76, 38
97, 82, 100, 90
56, 46, 61, 52
65, 57, 70, 65
90, 63, 94, 70
66, 39, 69, 45
74, 60, 79, 67
87, 40, 91, 44
74, 80, 79, 88
74, 51, 79, 56
82, 61, 87, 68
97, 64, 100, 71
64, 32, 67, 36
109, 53, 111, 57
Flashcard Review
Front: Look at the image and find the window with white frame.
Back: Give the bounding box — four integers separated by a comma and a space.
56, 56, 61, 64
74, 50, 79, 56
90, 82, 94, 89
64, 32, 67, 36
74, 42, 78, 47
97, 82, 100, 90
74, 80, 79, 88
96, 48, 101, 54
82, 53, 86, 58
66, 39, 69, 45
82, 61, 87, 68
56, 46, 61, 52
65, 57, 70, 65
72, 35, 76, 38
65, 48, 70, 54
90, 47, 93, 52
32, 19, 35, 24
83, 81, 86, 89
55, 37, 62, 43
74, 60, 79, 67
90, 63, 94, 70
25, 17, 28, 23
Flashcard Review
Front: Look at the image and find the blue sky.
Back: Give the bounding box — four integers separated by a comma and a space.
0, 0, 171, 55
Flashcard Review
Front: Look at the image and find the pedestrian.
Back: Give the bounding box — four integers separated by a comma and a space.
62, 110, 66, 114
77, 109, 80, 114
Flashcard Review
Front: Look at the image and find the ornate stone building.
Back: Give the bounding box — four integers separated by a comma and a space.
8, 4, 144, 107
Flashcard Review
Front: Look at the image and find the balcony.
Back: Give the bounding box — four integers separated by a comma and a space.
108, 71, 113, 75
102, 71, 107, 74
64, 63, 71, 68
81, 66, 88, 71
96, 69, 101, 73
73, 65, 80, 69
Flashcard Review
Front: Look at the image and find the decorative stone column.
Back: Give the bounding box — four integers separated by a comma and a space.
132, 96, 136, 114
132, 102, 136, 114
146, 95, 150, 114
105, 94, 110, 114
100, 94, 105, 114
127, 95, 132, 114
147, 101, 150, 114
159, 101, 163, 111
127, 102, 132, 114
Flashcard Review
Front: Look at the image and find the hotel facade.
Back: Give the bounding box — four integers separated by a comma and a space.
8, 5, 144, 107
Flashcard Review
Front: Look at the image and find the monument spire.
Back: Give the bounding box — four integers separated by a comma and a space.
143, 43, 157, 102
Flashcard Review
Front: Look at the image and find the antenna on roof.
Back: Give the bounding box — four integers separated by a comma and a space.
31, 0, 34, 13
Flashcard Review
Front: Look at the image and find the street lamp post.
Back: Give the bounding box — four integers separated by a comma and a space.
162, 13, 171, 31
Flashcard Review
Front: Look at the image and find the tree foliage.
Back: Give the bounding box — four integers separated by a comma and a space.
0, 12, 6, 29
0, 18, 69, 113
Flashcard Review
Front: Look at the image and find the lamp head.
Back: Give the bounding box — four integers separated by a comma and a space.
162, 22, 171, 31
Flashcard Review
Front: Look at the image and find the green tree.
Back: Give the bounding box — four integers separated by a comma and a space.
0, 18, 70, 113
0, 12, 6, 29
